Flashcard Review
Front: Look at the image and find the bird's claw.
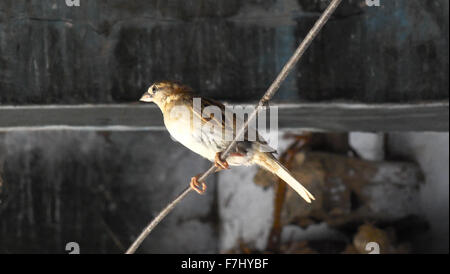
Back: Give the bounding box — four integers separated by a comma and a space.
214, 152, 230, 170
190, 175, 207, 194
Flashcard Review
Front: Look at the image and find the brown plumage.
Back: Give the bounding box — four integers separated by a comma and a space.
140, 81, 315, 203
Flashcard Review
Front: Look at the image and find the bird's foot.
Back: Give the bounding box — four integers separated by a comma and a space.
190, 174, 207, 195
214, 152, 230, 170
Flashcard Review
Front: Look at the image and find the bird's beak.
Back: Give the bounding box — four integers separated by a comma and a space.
139, 92, 153, 103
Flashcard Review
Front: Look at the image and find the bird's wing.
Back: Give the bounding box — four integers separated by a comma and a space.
187, 97, 231, 151
188, 97, 277, 154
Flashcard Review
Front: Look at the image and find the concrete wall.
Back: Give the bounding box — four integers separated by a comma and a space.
1, 130, 448, 253
387, 133, 449, 253
0, 130, 217, 253
218, 132, 449, 253
0, 0, 448, 104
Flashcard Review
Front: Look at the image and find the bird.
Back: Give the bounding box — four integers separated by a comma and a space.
139, 81, 315, 203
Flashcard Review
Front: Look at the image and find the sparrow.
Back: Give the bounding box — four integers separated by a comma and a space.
140, 81, 315, 203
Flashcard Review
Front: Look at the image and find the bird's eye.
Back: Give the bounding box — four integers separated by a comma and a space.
152, 86, 157, 92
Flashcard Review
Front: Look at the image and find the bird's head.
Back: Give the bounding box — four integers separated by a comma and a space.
140, 81, 191, 108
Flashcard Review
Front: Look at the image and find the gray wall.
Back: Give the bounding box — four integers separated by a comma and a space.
0, 0, 448, 104
0, 131, 217, 253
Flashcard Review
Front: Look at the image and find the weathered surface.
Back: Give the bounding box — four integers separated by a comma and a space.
387, 132, 449, 253
296, 0, 449, 102
0, 130, 217, 253
218, 165, 274, 251
0, 130, 447, 253
347, 224, 411, 254
0, 0, 448, 104
349, 132, 385, 161
224, 223, 412, 254
254, 151, 424, 227
1, 102, 448, 131
215, 132, 448, 253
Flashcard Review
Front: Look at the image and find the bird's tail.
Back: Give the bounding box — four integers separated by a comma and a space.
253, 152, 315, 203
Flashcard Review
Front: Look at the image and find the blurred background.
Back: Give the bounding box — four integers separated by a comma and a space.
0, 0, 448, 253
